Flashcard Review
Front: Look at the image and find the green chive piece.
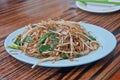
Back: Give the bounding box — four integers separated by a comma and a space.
8, 44, 20, 49
24, 36, 32, 43
83, 32, 96, 41
52, 34, 58, 46
37, 33, 51, 46
14, 35, 21, 46
74, 54, 81, 58
60, 54, 68, 59
38, 44, 53, 54
49, 27, 58, 47
88, 35, 96, 41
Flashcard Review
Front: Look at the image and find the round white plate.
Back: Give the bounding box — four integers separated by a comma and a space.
4, 22, 117, 67
76, 1, 120, 13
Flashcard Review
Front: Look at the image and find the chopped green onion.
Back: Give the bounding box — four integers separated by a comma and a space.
49, 27, 55, 31
60, 54, 68, 59
24, 36, 32, 43
83, 32, 96, 41
37, 33, 51, 46
8, 44, 20, 49
88, 35, 96, 41
52, 33, 58, 46
14, 35, 21, 46
38, 44, 53, 54
74, 54, 81, 58
49, 27, 58, 47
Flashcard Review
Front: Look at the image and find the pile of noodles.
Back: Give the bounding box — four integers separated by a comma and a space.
10, 19, 100, 68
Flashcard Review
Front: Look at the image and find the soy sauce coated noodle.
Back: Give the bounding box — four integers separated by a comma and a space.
9, 19, 100, 68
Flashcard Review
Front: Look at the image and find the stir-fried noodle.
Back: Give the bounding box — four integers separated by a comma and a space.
9, 19, 100, 68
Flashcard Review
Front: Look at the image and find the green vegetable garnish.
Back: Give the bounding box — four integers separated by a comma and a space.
49, 27, 55, 31
14, 35, 21, 46
50, 27, 58, 46
24, 36, 32, 43
8, 44, 20, 49
60, 54, 68, 59
37, 33, 51, 46
52, 33, 58, 46
83, 32, 96, 41
74, 54, 81, 58
38, 44, 53, 53
37, 27, 58, 54
8, 35, 21, 49
88, 35, 96, 41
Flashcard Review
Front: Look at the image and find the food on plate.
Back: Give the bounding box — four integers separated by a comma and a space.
8, 19, 100, 68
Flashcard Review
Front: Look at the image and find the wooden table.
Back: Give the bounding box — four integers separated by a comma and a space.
0, 0, 120, 80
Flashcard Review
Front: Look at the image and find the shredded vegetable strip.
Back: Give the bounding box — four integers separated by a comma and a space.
9, 19, 100, 68
32, 57, 55, 69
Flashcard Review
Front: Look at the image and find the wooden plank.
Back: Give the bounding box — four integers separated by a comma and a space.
0, 0, 120, 80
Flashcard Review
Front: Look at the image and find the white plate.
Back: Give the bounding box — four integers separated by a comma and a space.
4, 22, 117, 67
76, 1, 120, 13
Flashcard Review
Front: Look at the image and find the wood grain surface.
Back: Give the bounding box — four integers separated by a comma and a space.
0, 0, 120, 80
